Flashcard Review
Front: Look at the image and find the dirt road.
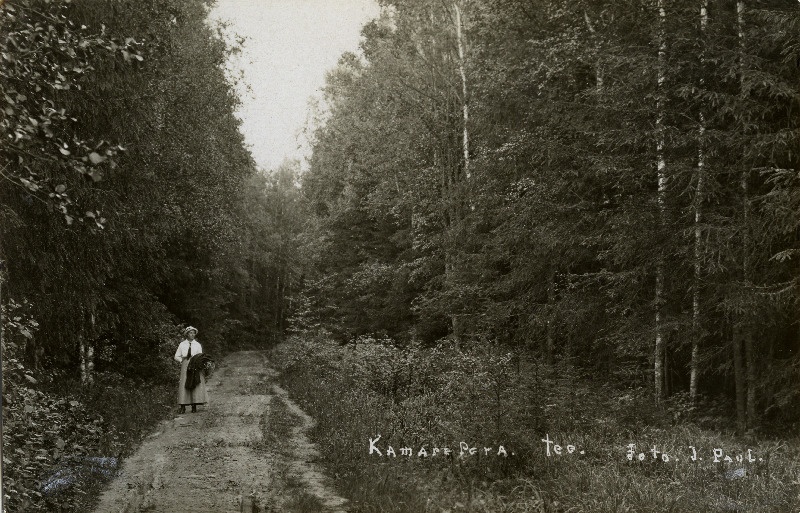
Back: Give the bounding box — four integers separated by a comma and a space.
92, 351, 347, 513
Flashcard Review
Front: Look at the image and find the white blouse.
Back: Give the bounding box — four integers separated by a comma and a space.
174, 340, 203, 363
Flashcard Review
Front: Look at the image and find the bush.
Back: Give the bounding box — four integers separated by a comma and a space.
271, 333, 800, 513
1, 306, 176, 513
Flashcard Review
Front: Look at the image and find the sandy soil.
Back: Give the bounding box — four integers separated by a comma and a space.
91, 351, 347, 513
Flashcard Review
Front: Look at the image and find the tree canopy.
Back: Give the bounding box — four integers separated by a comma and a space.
300, 0, 800, 430
1, 2, 300, 508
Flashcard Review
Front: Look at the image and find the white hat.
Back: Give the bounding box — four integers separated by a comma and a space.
183, 326, 198, 335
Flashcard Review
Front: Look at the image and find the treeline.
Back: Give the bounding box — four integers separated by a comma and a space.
299, 0, 800, 432
1, 1, 298, 509
1, 0, 301, 378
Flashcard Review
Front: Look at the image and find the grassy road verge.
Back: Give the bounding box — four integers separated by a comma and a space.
270, 334, 800, 513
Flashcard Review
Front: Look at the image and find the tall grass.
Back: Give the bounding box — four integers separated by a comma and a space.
270, 334, 800, 513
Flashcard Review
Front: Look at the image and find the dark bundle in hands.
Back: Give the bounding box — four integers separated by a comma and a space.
185, 354, 215, 391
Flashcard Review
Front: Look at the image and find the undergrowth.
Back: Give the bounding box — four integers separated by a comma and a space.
3, 358, 175, 512
270, 333, 800, 513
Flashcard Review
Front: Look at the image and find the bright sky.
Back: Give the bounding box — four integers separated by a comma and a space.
209, 0, 380, 171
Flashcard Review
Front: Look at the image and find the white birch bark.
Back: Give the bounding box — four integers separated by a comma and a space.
80, 313, 96, 385
654, 0, 667, 402
450, 1, 471, 350
86, 345, 95, 385
690, 0, 709, 403
0, 258, 4, 361
80, 337, 87, 385
583, 11, 603, 95
454, 2, 470, 181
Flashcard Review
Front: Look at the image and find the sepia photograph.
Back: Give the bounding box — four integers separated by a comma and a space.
1, 0, 799, 511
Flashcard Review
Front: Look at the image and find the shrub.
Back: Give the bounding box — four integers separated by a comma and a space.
271, 333, 800, 513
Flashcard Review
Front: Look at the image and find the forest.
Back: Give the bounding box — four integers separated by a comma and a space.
1, 0, 799, 511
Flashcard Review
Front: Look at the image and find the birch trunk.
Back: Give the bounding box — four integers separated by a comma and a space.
664, 341, 670, 397
80, 337, 87, 385
454, 2, 470, 181
654, 0, 667, 403
86, 345, 94, 385
690, 0, 709, 404
79, 313, 96, 386
0, 257, 4, 358
583, 11, 603, 96
449, 1, 470, 349
274, 270, 282, 338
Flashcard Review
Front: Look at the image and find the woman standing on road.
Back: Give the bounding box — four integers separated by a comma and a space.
174, 326, 208, 413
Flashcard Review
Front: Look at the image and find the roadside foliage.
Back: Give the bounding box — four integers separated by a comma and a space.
1, 0, 798, 511
1, 1, 300, 510
300, 0, 800, 431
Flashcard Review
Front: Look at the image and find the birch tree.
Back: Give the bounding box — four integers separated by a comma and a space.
690, 0, 708, 404
654, 0, 667, 402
